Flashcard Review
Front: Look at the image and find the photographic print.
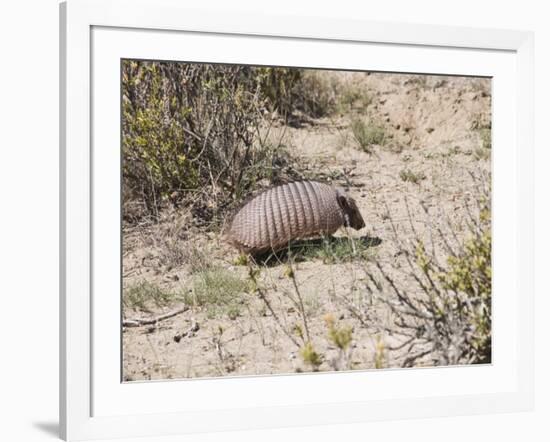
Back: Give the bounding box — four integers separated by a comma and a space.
121, 61, 491, 381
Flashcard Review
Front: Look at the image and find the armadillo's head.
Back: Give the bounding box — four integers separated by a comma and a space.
336, 192, 366, 230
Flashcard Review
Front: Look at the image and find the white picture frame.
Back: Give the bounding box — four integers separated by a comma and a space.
60, 0, 534, 440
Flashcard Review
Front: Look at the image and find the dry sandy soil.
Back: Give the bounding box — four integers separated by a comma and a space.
122, 72, 491, 381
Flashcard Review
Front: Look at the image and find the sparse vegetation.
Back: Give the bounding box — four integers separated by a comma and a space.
374, 336, 386, 369
479, 127, 492, 150
285, 72, 373, 118
248, 235, 380, 266
350, 118, 386, 153
291, 235, 378, 264
123, 281, 181, 311
187, 266, 251, 318
290, 70, 340, 118
337, 83, 372, 114
364, 186, 492, 366
325, 314, 353, 350
471, 113, 492, 154
325, 314, 353, 371
122, 61, 293, 223
300, 342, 324, 371
399, 168, 427, 184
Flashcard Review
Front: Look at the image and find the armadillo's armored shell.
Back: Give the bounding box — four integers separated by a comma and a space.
226, 181, 346, 254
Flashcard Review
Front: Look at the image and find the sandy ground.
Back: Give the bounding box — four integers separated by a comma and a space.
121, 72, 491, 381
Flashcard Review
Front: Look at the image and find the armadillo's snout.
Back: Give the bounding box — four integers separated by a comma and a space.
351, 213, 366, 230
338, 195, 365, 230
348, 200, 366, 230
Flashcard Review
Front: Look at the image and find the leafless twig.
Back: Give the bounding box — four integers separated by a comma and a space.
123, 305, 189, 327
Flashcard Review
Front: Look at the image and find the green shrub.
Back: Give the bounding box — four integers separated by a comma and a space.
122, 61, 287, 222
325, 314, 353, 350
289, 70, 340, 118
255, 67, 302, 116
438, 214, 491, 361
300, 342, 324, 371
350, 118, 386, 153
337, 83, 372, 113
367, 195, 492, 366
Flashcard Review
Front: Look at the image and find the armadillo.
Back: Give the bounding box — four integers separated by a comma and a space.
225, 180, 365, 255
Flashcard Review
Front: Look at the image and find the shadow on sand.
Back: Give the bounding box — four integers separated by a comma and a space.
252, 234, 382, 267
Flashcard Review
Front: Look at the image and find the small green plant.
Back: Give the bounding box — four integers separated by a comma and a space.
350, 118, 386, 153
289, 236, 379, 264
188, 266, 251, 318
233, 253, 249, 266
324, 314, 353, 371
374, 336, 386, 369
399, 168, 426, 184
479, 127, 492, 150
368, 188, 492, 366
293, 323, 305, 341
226, 305, 241, 321
300, 342, 324, 371
337, 84, 372, 113
471, 114, 492, 156
325, 314, 353, 350
123, 281, 181, 311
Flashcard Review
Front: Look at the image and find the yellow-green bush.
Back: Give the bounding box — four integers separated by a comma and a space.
122, 61, 288, 222
366, 193, 492, 366
255, 67, 302, 116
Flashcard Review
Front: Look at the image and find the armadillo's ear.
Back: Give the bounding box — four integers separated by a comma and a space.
337, 195, 351, 227
336, 194, 349, 211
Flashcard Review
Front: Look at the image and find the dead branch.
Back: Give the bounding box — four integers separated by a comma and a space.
123, 305, 189, 327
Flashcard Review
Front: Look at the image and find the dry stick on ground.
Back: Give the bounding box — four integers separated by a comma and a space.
122, 305, 189, 327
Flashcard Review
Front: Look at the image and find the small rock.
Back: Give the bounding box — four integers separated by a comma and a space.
173, 331, 188, 343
